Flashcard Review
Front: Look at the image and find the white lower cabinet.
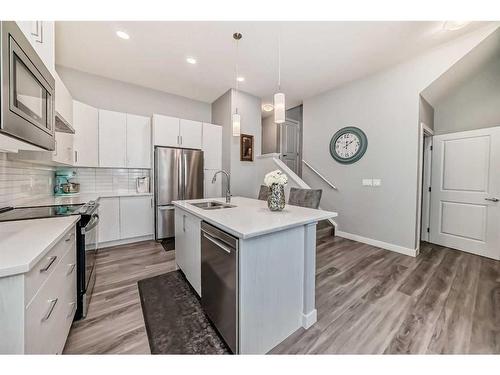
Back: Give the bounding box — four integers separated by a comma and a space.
98, 196, 154, 247
120, 196, 154, 238
98, 197, 121, 243
0, 225, 76, 354
174, 208, 201, 296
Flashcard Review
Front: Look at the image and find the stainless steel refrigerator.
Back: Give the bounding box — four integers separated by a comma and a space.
155, 147, 204, 239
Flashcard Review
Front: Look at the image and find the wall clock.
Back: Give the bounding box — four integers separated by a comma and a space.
329, 126, 368, 164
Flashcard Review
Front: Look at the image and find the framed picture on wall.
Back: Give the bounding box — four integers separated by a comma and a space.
240, 134, 254, 162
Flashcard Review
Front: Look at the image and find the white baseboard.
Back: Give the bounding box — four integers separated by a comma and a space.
99, 235, 154, 249
301, 309, 317, 329
336, 230, 417, 257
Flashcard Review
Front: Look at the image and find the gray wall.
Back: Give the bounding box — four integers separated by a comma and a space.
302, 25, 496, 251
261, 115, 279, 154
212, 90, 232, 175
419, 96, 435, 130
434, 57, 500, 134
212, 89, 262, 198
57, 65, 211, 122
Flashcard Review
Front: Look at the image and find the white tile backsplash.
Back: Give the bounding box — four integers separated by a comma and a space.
73, 168, 150, 194
0, 152, 150, 208
0, 154, 55, 207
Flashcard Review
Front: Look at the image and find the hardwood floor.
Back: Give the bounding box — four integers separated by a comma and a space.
63, 237, 500, 355
271, 238, 500, 354
63, 241, 175, 354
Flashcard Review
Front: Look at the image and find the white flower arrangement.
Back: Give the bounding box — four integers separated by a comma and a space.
264, 170, 288, 187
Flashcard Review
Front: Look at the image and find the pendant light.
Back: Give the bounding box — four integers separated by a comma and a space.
274, 32, 285, 124
232, 32, 242, 137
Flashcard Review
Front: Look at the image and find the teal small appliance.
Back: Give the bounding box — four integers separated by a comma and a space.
54, 169, 79, 196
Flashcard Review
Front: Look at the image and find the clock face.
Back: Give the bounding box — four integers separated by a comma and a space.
334, 132, 361, 159
329, 127, 368, 164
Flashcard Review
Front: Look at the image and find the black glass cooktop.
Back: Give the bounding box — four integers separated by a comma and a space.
0, 204, 85, 222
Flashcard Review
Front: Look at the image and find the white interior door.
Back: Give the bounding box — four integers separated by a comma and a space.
429, 126, 500, 260
280, 119, 300, 174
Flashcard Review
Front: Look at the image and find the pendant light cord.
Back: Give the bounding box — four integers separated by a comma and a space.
278, 32, 281, 91
236, 35, 239, 114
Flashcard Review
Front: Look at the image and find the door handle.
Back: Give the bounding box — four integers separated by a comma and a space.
485, 197, 499, 202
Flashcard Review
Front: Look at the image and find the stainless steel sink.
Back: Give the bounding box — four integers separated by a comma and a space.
190, 201, 235, 210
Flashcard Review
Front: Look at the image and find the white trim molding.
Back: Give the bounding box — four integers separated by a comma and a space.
336, 230, 418, 257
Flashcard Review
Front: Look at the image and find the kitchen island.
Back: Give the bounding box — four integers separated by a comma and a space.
173, 196, 337, 354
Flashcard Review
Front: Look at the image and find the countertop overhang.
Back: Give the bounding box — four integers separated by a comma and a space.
0, 216, 81, 278
173, 196, 337, 239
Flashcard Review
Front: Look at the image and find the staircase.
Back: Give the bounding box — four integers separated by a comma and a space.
316, 219, 335, 243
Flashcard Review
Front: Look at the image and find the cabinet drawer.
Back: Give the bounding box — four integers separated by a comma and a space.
24, 245, 77, 354
24, 227, 75, 305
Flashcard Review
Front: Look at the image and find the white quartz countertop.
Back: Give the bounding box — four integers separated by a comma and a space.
0, 216, 80, 278
15, 192, 153, 207
173, 196, 337, 239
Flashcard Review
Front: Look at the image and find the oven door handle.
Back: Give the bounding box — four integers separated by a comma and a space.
82, 214, 100, 234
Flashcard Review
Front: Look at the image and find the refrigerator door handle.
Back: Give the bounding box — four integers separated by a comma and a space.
178, 151, 184, 200
183, 152, 188, 200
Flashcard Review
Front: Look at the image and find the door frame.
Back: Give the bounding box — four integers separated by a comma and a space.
415, 122, 434, 250
279, 118, 300, 175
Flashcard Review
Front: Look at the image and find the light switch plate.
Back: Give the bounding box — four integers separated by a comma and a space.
362, 179, 373, 186
373, 179, 382, 187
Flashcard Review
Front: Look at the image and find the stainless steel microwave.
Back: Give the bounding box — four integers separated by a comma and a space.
0, 21, 55, 150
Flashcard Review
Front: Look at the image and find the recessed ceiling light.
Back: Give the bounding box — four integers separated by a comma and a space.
443, 21, 471, 31
236, 76, 245, 82
262, 104, 274, 112
116, 31, 130, 40
186, 57, 197, 64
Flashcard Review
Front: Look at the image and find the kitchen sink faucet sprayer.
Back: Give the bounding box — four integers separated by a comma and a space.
212, 170, 231, 203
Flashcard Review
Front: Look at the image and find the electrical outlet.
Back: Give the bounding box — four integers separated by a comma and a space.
362, 179, 373, 186
373, 179, 382, 187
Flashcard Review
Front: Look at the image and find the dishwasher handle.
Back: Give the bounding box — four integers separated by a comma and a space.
202, 232, 233, 254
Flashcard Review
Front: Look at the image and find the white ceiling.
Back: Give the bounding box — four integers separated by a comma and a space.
55, 21, 489, 110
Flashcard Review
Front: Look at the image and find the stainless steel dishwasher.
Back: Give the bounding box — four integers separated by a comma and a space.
201, 221, 239, 353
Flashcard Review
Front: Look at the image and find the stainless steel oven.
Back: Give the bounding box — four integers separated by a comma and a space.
77, 203, 100, 320
0, 21, 55, 150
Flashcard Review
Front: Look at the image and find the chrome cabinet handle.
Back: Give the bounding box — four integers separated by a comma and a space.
183, 215, 186, 232
42, 298, 58, 322
485, 197, 499, 202
40, 256, 57, 273
67, 263, 76, 275
67, 302, 77, 318
65, 232, 74, 242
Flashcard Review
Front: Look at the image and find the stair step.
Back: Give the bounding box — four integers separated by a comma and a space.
316, 219, 335, 241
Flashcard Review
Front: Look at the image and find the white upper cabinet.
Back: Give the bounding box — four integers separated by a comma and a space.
126, 114, 151, 168
152, 114, 202, 149
202, 123, 222, 169
53, 132, 74, 165
73, 101, 99, 167
15, 21, 55, 74
152, 114, 180, 147
54, 71, 73, 129
179, 119, 202, 149
98, 110, 127, 168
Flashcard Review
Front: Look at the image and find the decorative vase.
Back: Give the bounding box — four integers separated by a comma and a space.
267, 183, 285, 211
